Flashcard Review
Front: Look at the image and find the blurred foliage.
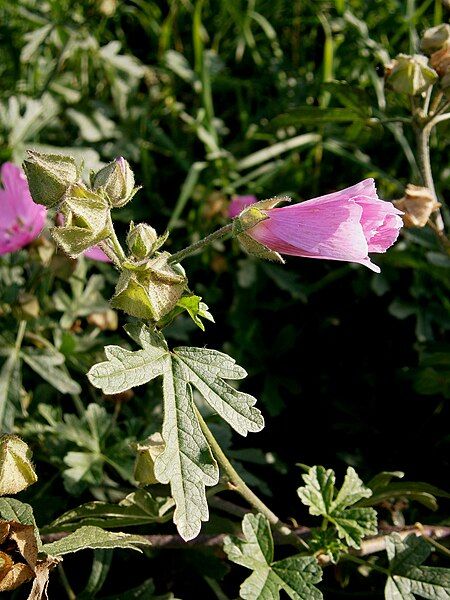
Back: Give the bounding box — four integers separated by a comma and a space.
0, 0, 450, 598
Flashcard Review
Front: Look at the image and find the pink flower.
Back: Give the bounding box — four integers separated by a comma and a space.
0, 162, 47, 255
244, 179, 403, 272
84, 246, 111, 262
228, 195, 257, 218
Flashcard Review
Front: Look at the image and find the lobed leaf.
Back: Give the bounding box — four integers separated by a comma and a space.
224, 513, 323, 600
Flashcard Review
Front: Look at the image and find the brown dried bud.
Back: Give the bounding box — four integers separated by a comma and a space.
430, 45, 450, 77
87, 309, 118, 331
393, 184, 441, 228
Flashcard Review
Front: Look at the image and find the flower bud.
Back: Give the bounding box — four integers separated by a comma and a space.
92, 157, 138, 207
22, 151, 79, 207
133, 433, 165, 485
420, 24, 450, 54
0, 435, 37, 496
386, 54, 438, 95
429, 44, 450, 76
127, 222, 158, 259
51, 185, 110, 257
111, 252, 186, 321
393, 184, 441, 228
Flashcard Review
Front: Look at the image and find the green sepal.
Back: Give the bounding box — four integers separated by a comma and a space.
133, 433, 165, 485
23, 150, 80, 207
387, 54, 438, 95
111, 252, 187, 321
232, 197, 289, 264
51, 185, 110, 257
157, 293, 214, 331
0, 435, 38, 496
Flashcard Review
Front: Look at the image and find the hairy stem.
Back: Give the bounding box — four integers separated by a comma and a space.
194, 407, 307, 550
106, 213, 127, 262
168, 223, 233, 264
414, 123, 445, 232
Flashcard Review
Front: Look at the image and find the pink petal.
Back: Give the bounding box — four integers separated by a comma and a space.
228, 195, 257, 218
84, 246, 112, 262
245, 179, 402, 272
0, 162, 47, 255
355, 197, 403, 253
250, 199, 370, 262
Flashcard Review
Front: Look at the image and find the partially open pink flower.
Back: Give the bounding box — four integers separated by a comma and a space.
228, 195, 257, 218
243, 179, 403, 273
84, 246, 111, 262
0, 162, 47, 255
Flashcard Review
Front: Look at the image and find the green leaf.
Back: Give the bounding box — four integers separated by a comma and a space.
21, 348, 81, 395
359, 481, 450, 512
41, 526, 151, 556
224, 513, 323, 600
153, 356, 219, 541
298, 466, 377, 548
87, 325, 169, 394
0, 498, 36, 526
43, 490, 173, 533
384, 533, 450, 599
88, 325, 264, 540
53, 270, 109, 329
272, 107, 366, 128
321, 81, 372, 116
173, 346, 264, 436
159, 294, 215, 331
0, 352, 22, 429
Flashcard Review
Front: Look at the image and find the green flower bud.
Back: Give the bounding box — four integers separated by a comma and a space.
51, 185, 110, 257
133, 433, 165, 485
0, 435, 37, 496
92, 157, 138, 207
386, 54, 438, 95
22, 150, 80, 207
111, 252, 186, 321
420, 24, 450, 54
127, 222, 158, 259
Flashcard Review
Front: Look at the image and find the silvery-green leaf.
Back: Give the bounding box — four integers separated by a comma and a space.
42, 526, 151, 556
21, 348, 81, 395
174, 347, 264, 436
224, 513, 323, 600
385, 533, 450, 600
87, 325, 169, 394
153, 357, 218, 541
89, 326, 264, 540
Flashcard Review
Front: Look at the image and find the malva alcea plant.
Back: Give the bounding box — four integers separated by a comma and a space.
21, 150, 402, 542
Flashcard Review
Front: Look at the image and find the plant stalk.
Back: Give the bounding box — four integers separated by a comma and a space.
168, 223, 233, 264
414, 123, 445, 232
194, 407, 307, 549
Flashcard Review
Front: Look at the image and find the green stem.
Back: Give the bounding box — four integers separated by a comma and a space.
168, 223, 233, 264
415, 124, 436, 198
194, 407, 306, 549
106, 213, 127, 263
414, 123, 445, 232
14, 321, 27, 354
58, 564, 77, 600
